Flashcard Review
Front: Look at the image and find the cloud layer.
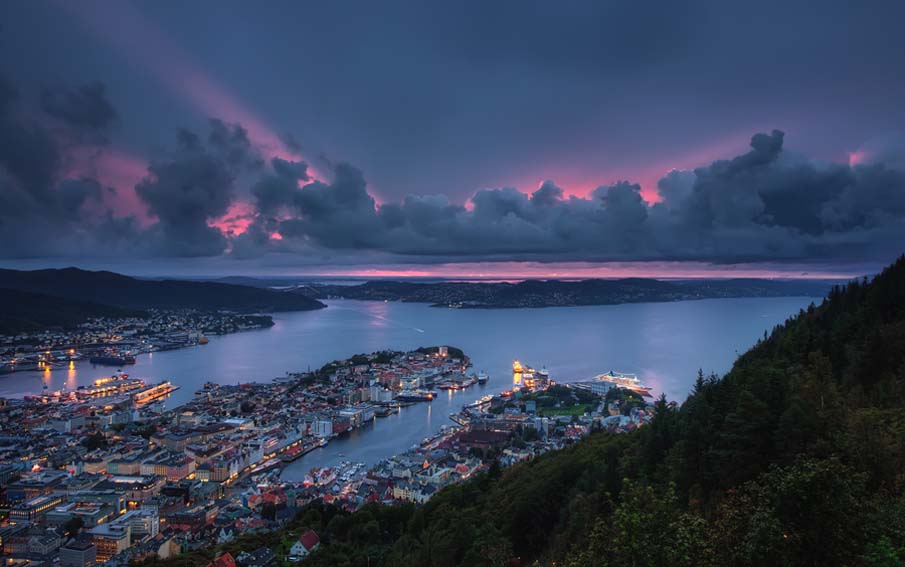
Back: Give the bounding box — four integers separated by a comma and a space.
1, 74, 905, 269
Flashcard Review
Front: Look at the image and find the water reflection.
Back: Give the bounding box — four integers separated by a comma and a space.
67, 361, 77, 390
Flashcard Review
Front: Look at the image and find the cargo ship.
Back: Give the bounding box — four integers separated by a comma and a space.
593, 371, 653, 397
89, 355, 136, 366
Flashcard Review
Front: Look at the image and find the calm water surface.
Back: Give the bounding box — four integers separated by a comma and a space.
1, 298, 815, 479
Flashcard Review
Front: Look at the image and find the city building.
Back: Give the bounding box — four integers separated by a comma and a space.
60, 540, 97, 567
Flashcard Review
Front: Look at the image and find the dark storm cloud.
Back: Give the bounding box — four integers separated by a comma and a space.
278, 163, 384, 248
251, 130, 905, 265
0, 76, 243, 259
2, 71, 905, 268
0, 75, 126, 257
207, 118, 261, 168
134, 120, 262, 256
6, 0, 905, 212
250, 157, 309, 216
40, 82, 117, 134
0, 76, 61, 200
56, 177, 104, 213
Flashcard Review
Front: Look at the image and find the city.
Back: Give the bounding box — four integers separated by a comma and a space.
1, 311, 275, 376
0, 347, 654, 565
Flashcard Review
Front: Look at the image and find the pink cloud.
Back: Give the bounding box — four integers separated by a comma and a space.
209, 201, 256, 236
63, 147, 153, 224
502, 130, 754, 205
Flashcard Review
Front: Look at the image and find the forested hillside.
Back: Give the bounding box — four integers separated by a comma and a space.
0, 288, 145, 334
148, 255, 905, 567
0, 268, 326, 312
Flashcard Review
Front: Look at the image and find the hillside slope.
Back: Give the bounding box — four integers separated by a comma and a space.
0, 268, 326, 312
147, 256, 905, 567
0, 288, 146, 335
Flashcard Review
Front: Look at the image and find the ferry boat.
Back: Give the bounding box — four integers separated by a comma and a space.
477, 372, 489, 384
132, 381, 178, 406
593, 371, 653, 397
395, 389, 436, 402
254, 458, 282, 473
374, 404, 399, 417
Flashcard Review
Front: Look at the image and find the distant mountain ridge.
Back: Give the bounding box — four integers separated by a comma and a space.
295, 277, 837, 307
0, 267, 326, 313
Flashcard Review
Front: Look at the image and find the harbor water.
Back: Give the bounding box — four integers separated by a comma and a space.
0, 297, 816, 478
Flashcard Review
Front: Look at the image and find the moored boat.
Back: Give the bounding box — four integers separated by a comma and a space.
89, 355, 136, 366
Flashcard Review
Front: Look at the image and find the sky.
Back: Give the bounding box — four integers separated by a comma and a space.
1, 0, 905, 278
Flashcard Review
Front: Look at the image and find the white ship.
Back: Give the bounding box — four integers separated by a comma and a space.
593, 371, 652, 396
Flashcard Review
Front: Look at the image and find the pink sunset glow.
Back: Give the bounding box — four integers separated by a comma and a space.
209, 201, 256, 236
63, 147, 153, 224
507, 130, 754, 204
289, 261, 859, 281
67, 3, 310, 170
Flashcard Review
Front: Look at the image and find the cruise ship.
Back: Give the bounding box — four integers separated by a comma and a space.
593, 371, 653, 396
76, 374, 145, 398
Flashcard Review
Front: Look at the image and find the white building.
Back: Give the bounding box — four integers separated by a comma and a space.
311, 418, 333, 438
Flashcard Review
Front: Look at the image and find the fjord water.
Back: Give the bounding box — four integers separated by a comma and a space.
3, 297, 816, 478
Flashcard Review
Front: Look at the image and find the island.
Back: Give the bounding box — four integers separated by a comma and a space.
292, 277, 836, 308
